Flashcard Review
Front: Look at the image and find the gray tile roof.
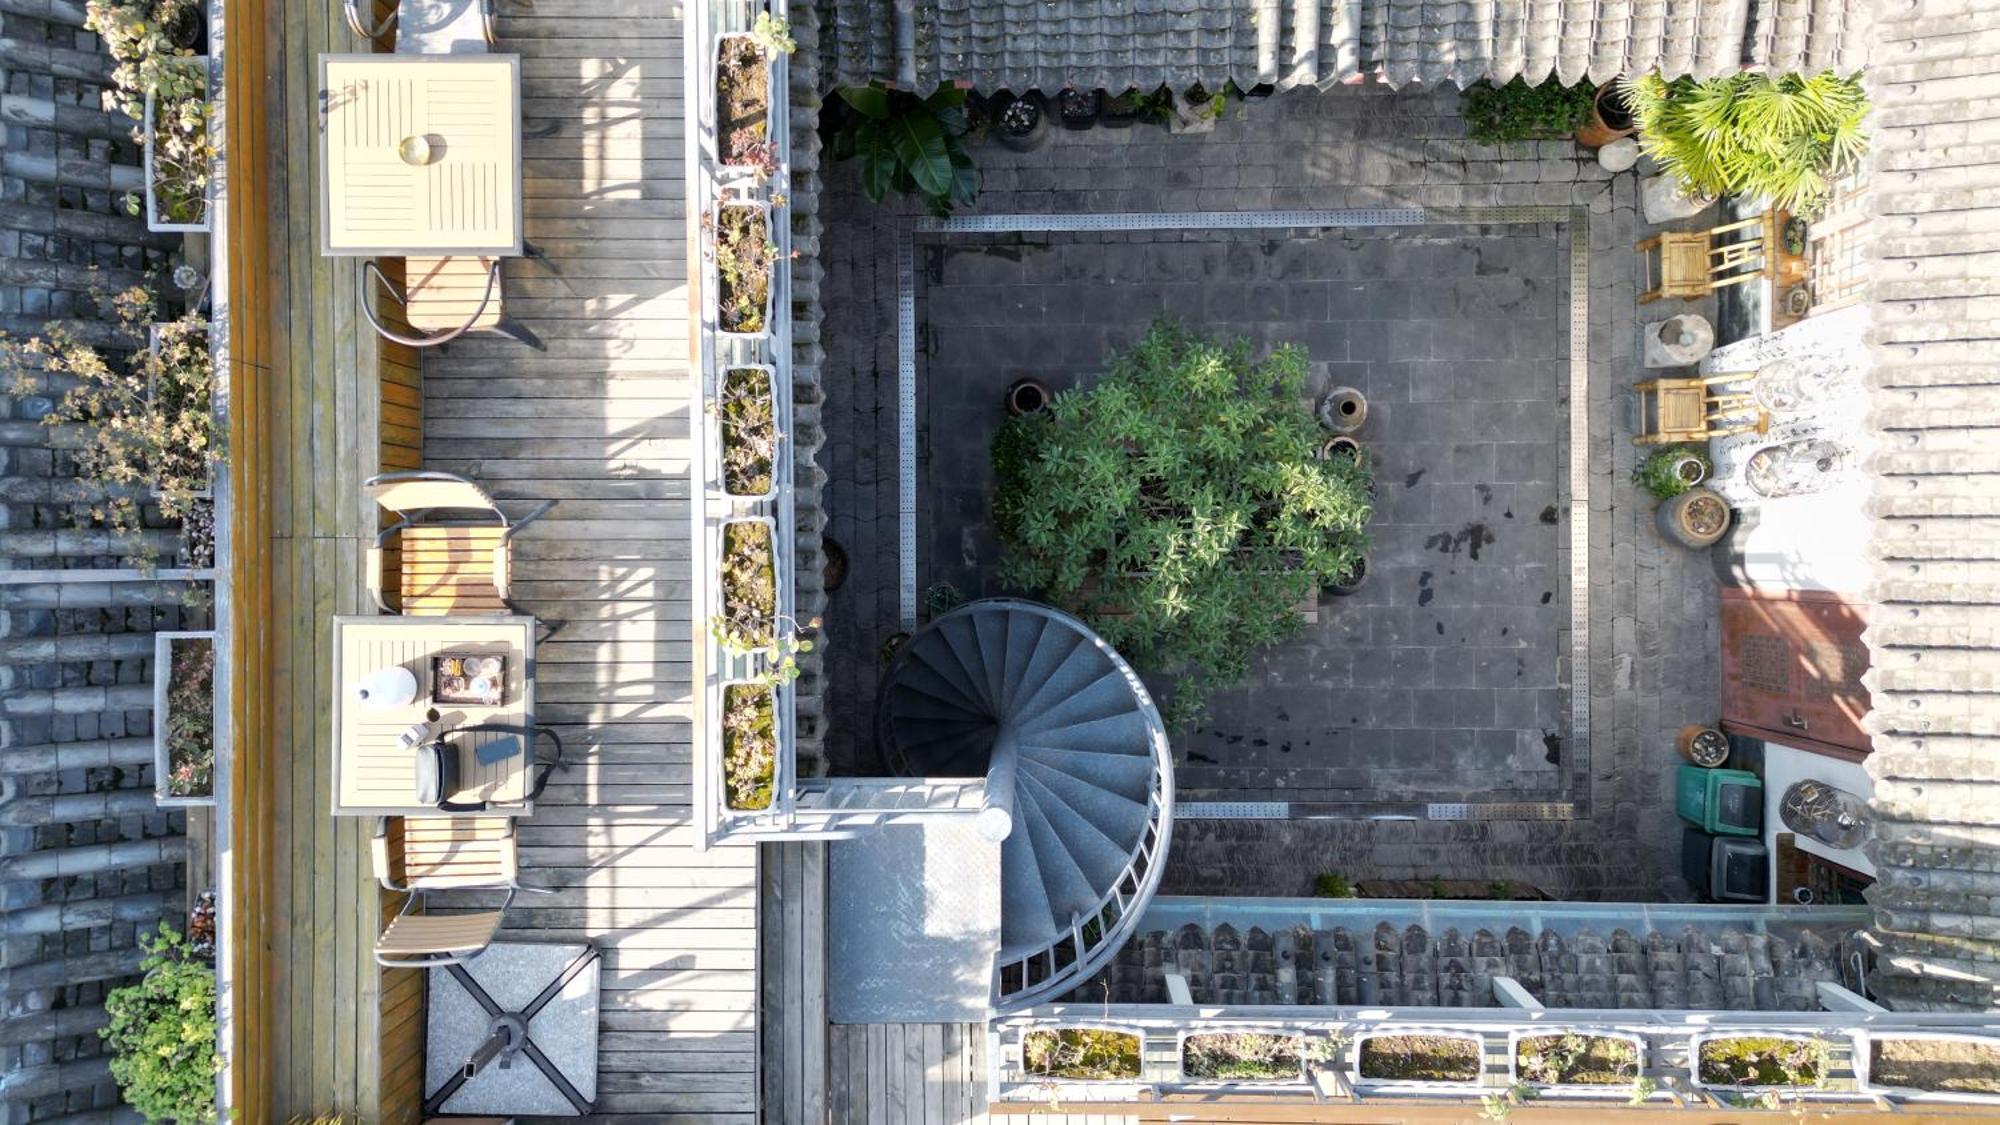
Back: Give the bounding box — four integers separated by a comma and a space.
1860, 0, 2000, 1014
816, 0, 1867, 94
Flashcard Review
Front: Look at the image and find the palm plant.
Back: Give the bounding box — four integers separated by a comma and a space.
1621, 71, 1868, 216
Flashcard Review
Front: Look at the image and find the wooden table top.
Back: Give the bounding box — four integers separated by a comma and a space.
331, 614, 535, 816
318, 53, 522, 257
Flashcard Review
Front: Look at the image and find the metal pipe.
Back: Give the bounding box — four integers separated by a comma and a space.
976, 732, 1019, 842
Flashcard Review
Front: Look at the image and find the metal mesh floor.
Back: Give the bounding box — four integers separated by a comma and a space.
828, 820, 1002, 1022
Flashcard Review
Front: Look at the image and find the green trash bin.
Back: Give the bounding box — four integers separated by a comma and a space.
1675, 764, 1763, 836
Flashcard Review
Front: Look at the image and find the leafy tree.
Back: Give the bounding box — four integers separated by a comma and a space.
1462, 77, 1598, 145
828, 83, 979, 217
100, 925, 220, 1123
992, 320, 1372, 728
1623, 71, 1868, 215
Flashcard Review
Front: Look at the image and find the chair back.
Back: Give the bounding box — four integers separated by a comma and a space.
367, 470, 503, 523
406, 256, 504, 332
375, 816, 518, 890
394, 0, 495, 53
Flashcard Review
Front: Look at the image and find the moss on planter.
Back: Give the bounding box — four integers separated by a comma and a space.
1869, 1038, 2000, 1095
721, 683, 774, 810
714, 204, 772, 335
720, 367, 776, 497
715, 36, 771, 170
1182, 1032, 1304, 1081
1516, 1033, 1639, 1086
1357, 1035, 1481, 1083
1697, 1036, 1826, 1088
716, 520, 776, 649
1023, 1029, 1141, 1081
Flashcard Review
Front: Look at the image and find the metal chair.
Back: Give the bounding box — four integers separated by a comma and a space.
363, 256, 544, 350
371, 815, 522, 967
365, 470, 555, 616
345, 0, 499, 54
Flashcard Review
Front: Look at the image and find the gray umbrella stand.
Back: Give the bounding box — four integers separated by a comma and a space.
424, 941, 601, 1116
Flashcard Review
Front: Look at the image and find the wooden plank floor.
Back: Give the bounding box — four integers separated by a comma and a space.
827, 1022, 991, 1125
420, 2, 759, 1120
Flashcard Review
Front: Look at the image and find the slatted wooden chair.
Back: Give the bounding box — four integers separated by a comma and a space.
363, 256, 543, 350
1633, 373, 1771, 445
345, 0, 499, 54
366, 470, 554, 616
372, 816, 520, 967
1637, 214, 1776, 303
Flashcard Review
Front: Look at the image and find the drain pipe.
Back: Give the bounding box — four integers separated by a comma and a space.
977, 731, 1019, 842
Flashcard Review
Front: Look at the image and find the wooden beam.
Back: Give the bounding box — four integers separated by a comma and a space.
1817, 981, 1888, 1013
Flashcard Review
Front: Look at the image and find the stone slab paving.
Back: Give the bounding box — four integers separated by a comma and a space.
818, 83, 1722, 899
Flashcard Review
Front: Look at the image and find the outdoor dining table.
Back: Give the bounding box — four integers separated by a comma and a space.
331, 614, 537, 817
317, 53, 523, 257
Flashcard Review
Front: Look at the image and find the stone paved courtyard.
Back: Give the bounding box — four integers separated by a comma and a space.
817, 84, 1722, 900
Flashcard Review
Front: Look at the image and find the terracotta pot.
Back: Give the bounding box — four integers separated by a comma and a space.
1678, 724, 1730, 767
1006, 376, 1052, 416
1657, 487, 1732, 549
1574, 83, 1635, 148
992, 90, 1050, 152
1317, 386, 1367, 434
1319, 435, 1364, 464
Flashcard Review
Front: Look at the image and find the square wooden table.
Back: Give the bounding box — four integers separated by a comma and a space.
318, 53, 523, 257
331, 615, 536, 816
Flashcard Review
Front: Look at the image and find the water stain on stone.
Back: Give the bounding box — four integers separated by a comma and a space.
1435, 621, 1446, 635
1226, 734, 1243, 745
1280, 742, 1293, 754
1542, 731, 1562, 765
1252, 738, 1269, 748
1475, 483, 1493, 505
1419, 588, 1434, 606
1503, 508, 1514, 520
1189, 750, 1219, 764
1500, 627, 1510, 636
1540, 591, 1553, 605
1277, 709, 1291, 722
1539, 505, 1559, 525
1405, 469, 1426, 488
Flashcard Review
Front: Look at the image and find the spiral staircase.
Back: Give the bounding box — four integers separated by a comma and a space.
876, 599, 1174, 1007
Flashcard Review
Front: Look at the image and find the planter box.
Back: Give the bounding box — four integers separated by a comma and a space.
1508, 1029, 1646, 1092
143, 56, 213, 233
1179, 1028, 1306, 1083
710, 200, 775, 342
1856, 1032, 2000, 1102
713, 363, 779, 502
712, 32, 781, 180
1689, 1032, 1831, 1092
145, 320, 217, 501
716, 515, 778, 651
1349, 1029, 1485, 1089
153, 630, 217, 807
1021, 1026, 1145, 1083
719, 679, 777, 812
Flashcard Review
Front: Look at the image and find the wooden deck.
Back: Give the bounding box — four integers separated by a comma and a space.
225, 0, 755, 1118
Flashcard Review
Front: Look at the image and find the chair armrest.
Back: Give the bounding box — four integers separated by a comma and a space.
365, 545, 394, 615
491, 543, 510, 600
370, 818, 409, 892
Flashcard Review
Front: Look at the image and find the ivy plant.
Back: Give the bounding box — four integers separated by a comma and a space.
1623, 70, 1869, 216
829, 83, 978, 217
100, 924, 220, 1124
992, 319, 1373, 728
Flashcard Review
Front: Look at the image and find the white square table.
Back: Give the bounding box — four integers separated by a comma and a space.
318, 53, 523, 257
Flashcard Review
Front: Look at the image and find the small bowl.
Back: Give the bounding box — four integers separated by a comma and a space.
398, 135, 435, 166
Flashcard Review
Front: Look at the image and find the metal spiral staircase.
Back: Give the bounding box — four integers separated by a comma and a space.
877, 599, 1175, 1008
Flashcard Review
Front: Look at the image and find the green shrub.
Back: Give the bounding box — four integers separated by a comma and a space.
1632, 446, 1709, 501
1623, 71, 1868, 216
1313, 872, 1356, 898
1024, 1028, 1142, 1080
829, 83, 979, 218
1697, 1035, 1828, 1088
100, 925, 220, 1124
1462, 78, 1598, 145
992, 319, 1373, 728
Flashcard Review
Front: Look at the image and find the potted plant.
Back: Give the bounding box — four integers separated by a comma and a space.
1174, 82, 1227, 133
1023, 1028, 1143, 1081
153, 631, 216, 806
1005, 376, 1051, 416
713, 14, 794, 178
828, 83, 979, 216
1317, 385, 1367, 434
141, 56, 213, 232
1692, 1033, 1829, 1093
1351, 1031, 1484, 1086
714, 516, 778, 653
1461, 77, 1597, 145
716, 364, 779, 501
1318, 435, 1363, 465
1056, 87, 1101, 130
990, 89, 1049, 152
100, 924, 221, 1124
1622, 71, 1870, 217
1100, 87, 1144, 129
710, 200, 776, 339
1656, 486, 1732, 549
1678, 724, 1730, 767
721, 679, 776, 811
1573, 83, 1635, 147
1633, 446, 1710, 500
1326, 555, 1368, 598
1182, 1031, 1306, 1082
1512, 1030, 1643, 1088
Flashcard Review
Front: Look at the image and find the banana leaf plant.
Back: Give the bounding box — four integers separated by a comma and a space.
829, 83, 979, 217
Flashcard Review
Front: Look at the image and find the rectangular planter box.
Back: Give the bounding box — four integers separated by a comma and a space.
1178, 1028, 1306, 1084
1507, 1028, 1646, 1093
712, 363, 779, 503
718, 679, 777, 812
709, 199, 775, 343
143, 56, 214, 233
716, 515, 778, 653
145, 320, 217, 501
1689, 1031, 1831, 1092
1348, 1029, 1486, 1090
711, 31, 782, 181
153, 630, 217, 807
1020, 1026, 1147, 1084
1855, 1032, 2000, 1103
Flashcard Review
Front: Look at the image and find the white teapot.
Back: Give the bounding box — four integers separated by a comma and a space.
354, 665, 419, 710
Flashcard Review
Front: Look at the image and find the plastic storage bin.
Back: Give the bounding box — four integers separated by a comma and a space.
1675, 763, 1763, 835
1680, 827, 1769, 903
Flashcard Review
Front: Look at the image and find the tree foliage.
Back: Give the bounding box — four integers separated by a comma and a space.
829, 83, 979, 217
992, 320, 1373, 727
1623, 71, 1868, 215
100, 925, 220, 1124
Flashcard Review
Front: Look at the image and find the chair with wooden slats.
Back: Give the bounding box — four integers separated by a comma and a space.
365, 470, 554, 617
363, 256, 543, 350
372, 816, 517, 967
344, 0, 500, 56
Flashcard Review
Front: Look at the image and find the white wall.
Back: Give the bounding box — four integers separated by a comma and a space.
1762, 740, 1874, 900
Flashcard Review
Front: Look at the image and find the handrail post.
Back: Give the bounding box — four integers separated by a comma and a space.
977, 731, 1019, 842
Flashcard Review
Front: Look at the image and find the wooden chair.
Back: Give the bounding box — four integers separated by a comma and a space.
345, 0, 499, 54
1637, 214, 1776, 303
363, 256, 543, 350
366, 470, 554, 616
1633, 373, 1771, 446
372, 816, 523, 967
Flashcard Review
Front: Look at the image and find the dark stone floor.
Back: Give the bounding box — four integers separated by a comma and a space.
917, 226, 1573, 800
